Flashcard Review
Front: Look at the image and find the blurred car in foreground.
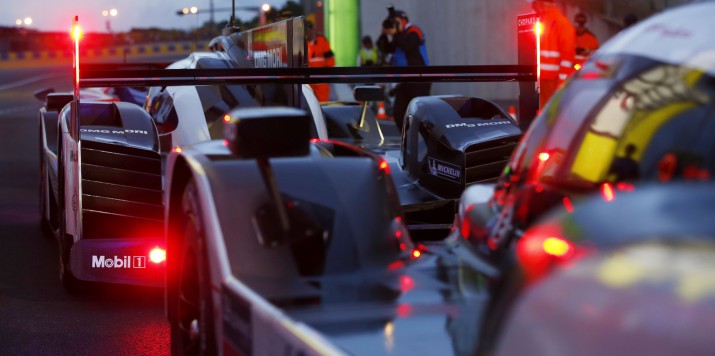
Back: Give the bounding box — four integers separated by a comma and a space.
481, 183, 715, 355
165, 107, 493, 355
454, 0, 715, 262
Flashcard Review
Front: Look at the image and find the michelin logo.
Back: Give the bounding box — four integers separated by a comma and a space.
445, 121, 511, 129
92, 255, 146, 269
428, 157, 461, 183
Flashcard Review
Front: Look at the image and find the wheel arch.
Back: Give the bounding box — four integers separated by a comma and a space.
165, 155, 193, 322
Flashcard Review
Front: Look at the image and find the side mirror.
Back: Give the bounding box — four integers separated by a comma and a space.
223, 107, 312, 237
352, 85, 385, 139
456, 184, 497, 244
223, 107, 311, 159
46, 93, 74, 112
353, 85, 384, 102
34, 88, 55, 102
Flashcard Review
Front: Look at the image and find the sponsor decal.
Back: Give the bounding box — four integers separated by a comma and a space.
445, 120, 511, 129
79, 129, 149, 134
91, 255, 147, 269
254, 48, 284, 68
428, 157, 461, 183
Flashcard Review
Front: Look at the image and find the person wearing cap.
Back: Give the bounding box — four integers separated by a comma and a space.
381, 9, 430, 130
574, 12, 599, 68
357, 35, 379, 67
531, 0, 575, 109
306, 20, 335, 102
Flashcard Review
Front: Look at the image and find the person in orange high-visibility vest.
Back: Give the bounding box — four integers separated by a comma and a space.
531, 0, 575, 109
306, 21, 335, 102
574, 12, 600, 68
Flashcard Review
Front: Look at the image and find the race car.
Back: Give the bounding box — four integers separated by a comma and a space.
39, 16, 534, 292
143, 17, 530, 240
480, 182, 715, 355
163, 106, 497, 355
37, 21, 168, 291
452, 0, 715, 262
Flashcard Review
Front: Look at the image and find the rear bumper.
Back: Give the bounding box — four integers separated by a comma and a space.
69, 238, 165, 287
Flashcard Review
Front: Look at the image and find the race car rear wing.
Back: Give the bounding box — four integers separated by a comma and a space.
69, 16, 538, 137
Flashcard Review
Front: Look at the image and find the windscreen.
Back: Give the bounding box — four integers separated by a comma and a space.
536, 55, 715, 187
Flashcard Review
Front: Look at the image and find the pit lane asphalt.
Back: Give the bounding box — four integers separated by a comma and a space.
0, 67, 169, 355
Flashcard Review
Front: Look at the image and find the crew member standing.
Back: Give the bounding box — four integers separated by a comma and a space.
381, 9, 430, 130
574, 12, 599, 68
306, 21, 335, 102
357, 35, 379, 67
532, 0, 575, 109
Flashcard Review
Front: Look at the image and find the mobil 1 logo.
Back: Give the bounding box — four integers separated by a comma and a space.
428, 157, 462, 183
91, 255, 147, 269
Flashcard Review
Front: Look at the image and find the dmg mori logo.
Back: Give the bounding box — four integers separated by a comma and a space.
91, 255, 146, 269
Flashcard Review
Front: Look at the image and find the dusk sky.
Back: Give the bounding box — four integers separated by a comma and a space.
3, 0, 286, 33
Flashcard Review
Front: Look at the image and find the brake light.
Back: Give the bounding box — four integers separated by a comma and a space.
538, 152, 550, 162
149, 247, 166, 264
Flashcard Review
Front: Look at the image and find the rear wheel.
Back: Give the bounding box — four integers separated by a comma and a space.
170, 181, 216, 356
38, 126, 53, 237
56, 141, 83, 293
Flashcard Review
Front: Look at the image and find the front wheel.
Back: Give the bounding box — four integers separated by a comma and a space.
170, 181, 216, 356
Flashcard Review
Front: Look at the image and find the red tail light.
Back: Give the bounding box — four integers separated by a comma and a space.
149, 247, 166, 264
516, 224, 586, 283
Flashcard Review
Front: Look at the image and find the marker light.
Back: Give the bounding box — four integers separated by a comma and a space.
223, 114, 231, 123
601, 182, 615, 202
379, 159, 390, 174
149, 247, 166, 264
400, 275, 415, 292
574, 63, 582, 71
538, 152, 550, 162
534, 22, 543, 36
562, 196, 574, 213
172, 146, 182, 153
411, 249, 421, 259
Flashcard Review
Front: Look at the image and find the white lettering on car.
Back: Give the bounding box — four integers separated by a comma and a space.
445, 120, 511, 129
91, 255, 147, 269
428, 157, 461, 183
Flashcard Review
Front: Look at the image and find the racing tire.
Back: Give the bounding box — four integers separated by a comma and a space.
38, 125, 53, 237
170, 180, 216, 356
56, 139, 84, 294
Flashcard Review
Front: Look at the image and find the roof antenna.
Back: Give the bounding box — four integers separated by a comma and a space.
222, 0, 241, 35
